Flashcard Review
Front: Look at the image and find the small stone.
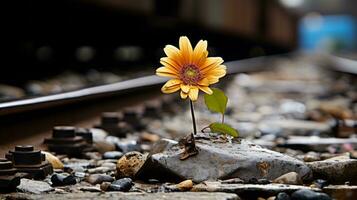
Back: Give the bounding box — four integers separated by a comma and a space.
17, 179, 54, 194
79, 186, 101, 192
176, 180, 193, 191
84, 152, 102, 160
276, 192, 290, 200
303, 152, 320, 162
140, 132, 160, 142
87, 167, 111, 174
313, 179, 329, 189
221, 178, 245, 184
43, 151, 64, 169
291, 189, 331, 200
116, 151, 147, 178
51, 174, 77, 186
103, 151, 123, 160
93, 140, 116, 154
100, 178, 133, 192
86, 174, 114, 185
116, 141, 141, 153
74, 172, 86, 178
273, 172, 302, 185
101, 162, 116, 170
248, 178, 271, 184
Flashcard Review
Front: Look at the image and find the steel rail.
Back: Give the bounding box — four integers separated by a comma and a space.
0, 56, 272, 116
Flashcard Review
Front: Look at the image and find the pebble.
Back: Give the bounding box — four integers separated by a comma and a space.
312, 179, 329, 189
100, 178, 133, 192
103, 151, 123, 159
273, 172, 302, 185
248, 178, 271, 184
276, 192, 290, 200
51, 174, 77, 186
87, 167, 111, 174
303, 152, 320, 162
116, 151, 147, 178
140, 132, 160, 142
43, 151, 64, 169
176, 180, 193, 191
101, 162, 116, 170
291, 189, 331, 200
93, 140, 116, 154
17, 179, 54, 194
74, 172, 86, 178
79, 186, 102, 192
84, 152, 102, 160
86, 174, 114, 185
116, 141, 141, 153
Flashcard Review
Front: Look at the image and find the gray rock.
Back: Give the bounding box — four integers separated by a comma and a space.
86, 174, 114, 185
139, 138, 312, 182
2, 192, 239, 200
306, 154, 357, 184
192, 181, 320, 197
291, 189, 331, 200
17, 179, 54, 194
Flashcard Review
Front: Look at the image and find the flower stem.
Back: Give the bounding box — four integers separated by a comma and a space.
189, 100, 197, 135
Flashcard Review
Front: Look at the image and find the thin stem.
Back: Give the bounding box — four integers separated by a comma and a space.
222, 114, 225, 124
189, 100, 197, 135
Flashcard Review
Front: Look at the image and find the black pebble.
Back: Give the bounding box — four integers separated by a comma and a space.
109, 178, 133, 192
291, 189, 331, 200
51, 174, 77, 186
276, 192, 290, 200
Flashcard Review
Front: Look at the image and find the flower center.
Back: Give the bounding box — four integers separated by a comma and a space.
180, 64, 202, 85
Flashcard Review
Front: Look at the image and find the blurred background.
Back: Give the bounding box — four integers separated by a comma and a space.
2, 0, 357, 102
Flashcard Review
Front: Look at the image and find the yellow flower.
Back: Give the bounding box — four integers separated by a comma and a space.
156, 36, 226, 101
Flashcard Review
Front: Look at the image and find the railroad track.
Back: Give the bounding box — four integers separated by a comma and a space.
0, 54, 356, 199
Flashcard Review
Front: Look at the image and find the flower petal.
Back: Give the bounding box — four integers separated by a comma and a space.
179, 36, 193, 63
161, 79, 181, 93
180, 84, 190, 93
206, 76, 220, 84
198, 86, 213, 94
198, 77, 209, 86
193, 40, 208, 65
160, 57, 180, 72
180, 90, 188, 99
200, 57, 224, 73
188, 86, 199, 101
156, 66, 179, 78
206, 65, 226, 78
163, 45, 183, 66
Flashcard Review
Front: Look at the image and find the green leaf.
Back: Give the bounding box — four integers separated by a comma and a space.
204, 88, 228, 115
209, 122, 239, 137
